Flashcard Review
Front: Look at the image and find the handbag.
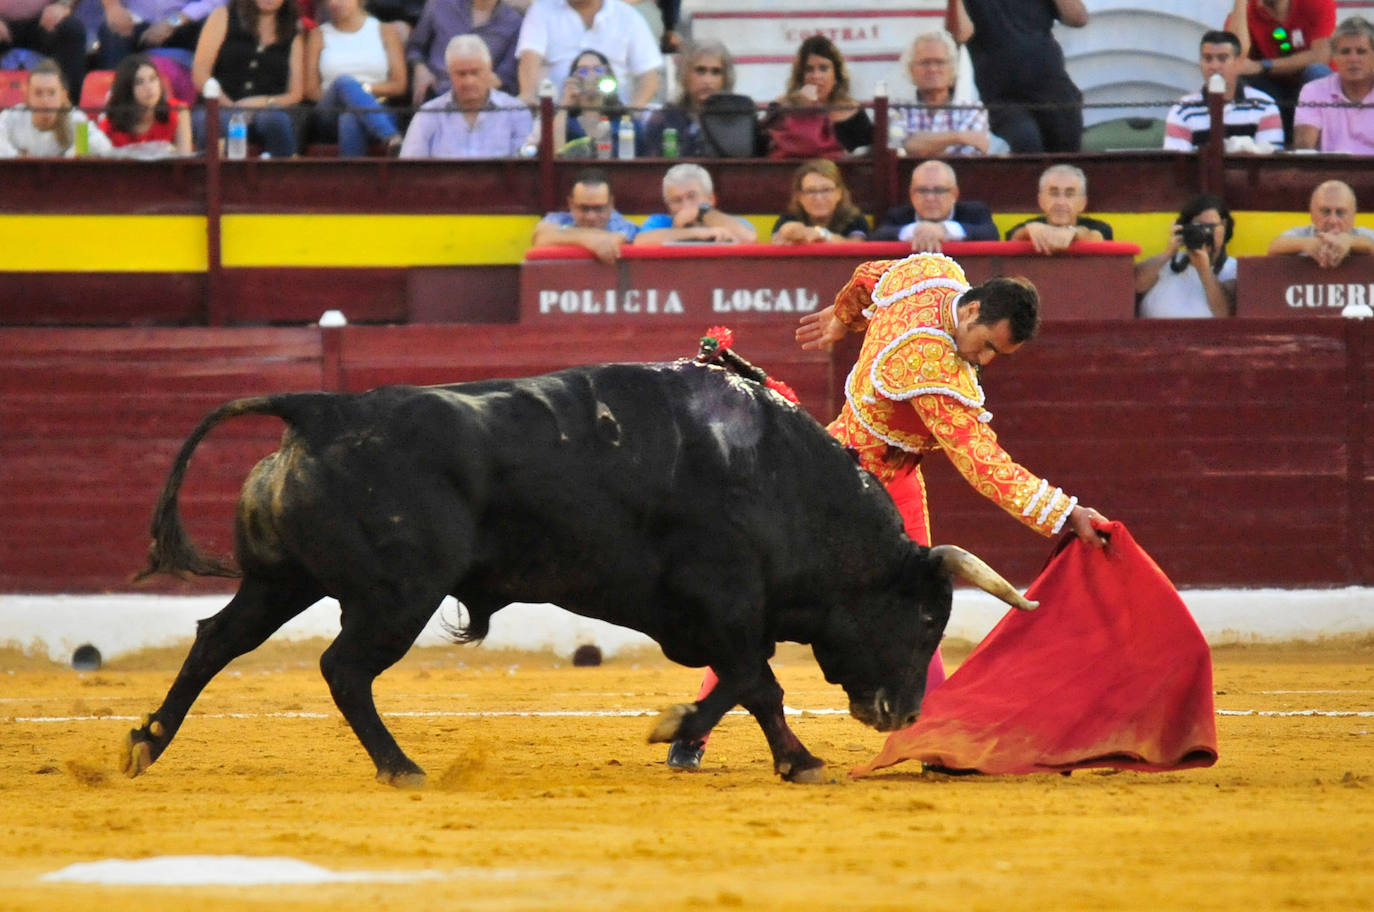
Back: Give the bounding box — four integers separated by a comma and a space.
697, 93, 760, 157
762, 104, 845, 160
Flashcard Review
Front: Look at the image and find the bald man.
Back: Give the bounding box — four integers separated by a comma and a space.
1268, 180, 1374, 269
871, 159, 998, 252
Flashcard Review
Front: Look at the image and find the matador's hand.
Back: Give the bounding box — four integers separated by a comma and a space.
796, 305, 846, 351
1068, 505, 1110, 549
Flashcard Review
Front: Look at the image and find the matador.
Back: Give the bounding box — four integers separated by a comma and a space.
667, 253, 1109, 770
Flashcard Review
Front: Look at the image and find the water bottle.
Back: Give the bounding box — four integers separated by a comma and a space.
74, 119, 88, 156
661, 126, 678, 158
617, 115, 635, 160
888, 119, 906, 156
226, 111, 248, 160
594, 116, 612, 160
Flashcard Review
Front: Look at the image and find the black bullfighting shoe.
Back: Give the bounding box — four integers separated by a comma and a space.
666, 739, 705, 770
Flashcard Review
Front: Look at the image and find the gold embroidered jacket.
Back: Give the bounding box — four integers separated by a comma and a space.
826, 254, 1076, 537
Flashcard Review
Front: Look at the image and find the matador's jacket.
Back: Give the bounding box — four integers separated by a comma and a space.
826, 253, 1077, 539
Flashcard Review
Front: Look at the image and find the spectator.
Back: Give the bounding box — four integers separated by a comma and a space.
515, 0, 661, 109
1164, 29, 1284, 151
953, 0, 1086, 153
0, 56, 112, 155
633, 162, 757, 245
552, 48, 641, 156
191, 0, 304, 159
769, 34, 872, 155
399, 33, 531, 158
894, 29, 991, 157
530, 167, 637, 264
407, 0, 522, 103
0, 0, 87, 97
304, 0, 405, 157
96, 0, 210, 71
97, 51, 193, 155
1228, 0, 1335, 142
1294, 16, 1374, 153
641, 38, 736, 158
1135, 193, 1236, 318
871, 159, 997, 253
1004, 164, 1112, 254
1267, 179, 1374, 268
771, 158, 869, 244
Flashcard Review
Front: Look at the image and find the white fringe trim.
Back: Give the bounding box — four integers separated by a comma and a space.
1037, 487, 1064, 526
1050, 496, 1079, 534
1021, 478, 1049, 517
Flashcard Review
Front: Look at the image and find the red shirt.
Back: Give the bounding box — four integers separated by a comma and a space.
1228, 0, 1336, 60
97, 108, 181, 147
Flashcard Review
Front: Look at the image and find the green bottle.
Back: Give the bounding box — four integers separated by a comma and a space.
74, 119, 89, 156
662, 127, 678, 158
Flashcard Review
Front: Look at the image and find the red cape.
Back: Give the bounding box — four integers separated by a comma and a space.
851, 521, 1218, 777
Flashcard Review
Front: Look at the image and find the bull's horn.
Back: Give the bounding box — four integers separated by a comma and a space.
929, 545, 1039, 611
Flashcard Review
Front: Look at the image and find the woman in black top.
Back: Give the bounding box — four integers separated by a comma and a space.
190, 0, 305, 158
771, 158, 870, 244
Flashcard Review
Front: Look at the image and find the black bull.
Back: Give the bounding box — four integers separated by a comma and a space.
122, 360, 1034, 785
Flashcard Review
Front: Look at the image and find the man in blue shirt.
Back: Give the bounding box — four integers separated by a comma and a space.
531, 167, 638, 264
633, 162, 756, 245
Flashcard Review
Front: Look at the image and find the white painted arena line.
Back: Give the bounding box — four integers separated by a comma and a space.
11, 707, 1374, 724
3, 588, 1372, 665
39, 856, 542, 886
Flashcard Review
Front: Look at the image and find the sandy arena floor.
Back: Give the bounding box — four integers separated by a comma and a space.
0, 637, 1370, 912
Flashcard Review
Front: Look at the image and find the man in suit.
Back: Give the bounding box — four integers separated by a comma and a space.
871, 159, 998, 252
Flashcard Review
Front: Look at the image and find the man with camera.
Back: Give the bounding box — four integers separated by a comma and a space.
1135, 193, 1237, 318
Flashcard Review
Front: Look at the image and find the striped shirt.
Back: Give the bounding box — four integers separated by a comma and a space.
1163, 85, 1284, 150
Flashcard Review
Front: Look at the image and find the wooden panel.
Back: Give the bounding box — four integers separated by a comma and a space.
0, 273, 205, 326
0, 159, 205, 214
1236, 255, 1374, 317
221, 268, 408, 324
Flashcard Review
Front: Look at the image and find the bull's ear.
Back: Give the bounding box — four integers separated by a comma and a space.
929, 544, 1038, 611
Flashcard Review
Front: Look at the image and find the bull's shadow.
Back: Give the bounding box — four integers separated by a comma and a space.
122, 360, 1033, 786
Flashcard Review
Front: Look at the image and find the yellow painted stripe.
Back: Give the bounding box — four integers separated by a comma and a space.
0, 215, 206, 272
3, 211, 1369, 272
221, 214, 543, 267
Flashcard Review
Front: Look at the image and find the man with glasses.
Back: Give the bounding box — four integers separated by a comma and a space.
1226, 0, 1335, 142
1294, 16, 1374, 152
1004, 164, 1112, 254
871, 159, 997, 253
895, 29, 991, 158
1267, 179, 1374, 268
531, 168, 638, 264
1135, 193, 1236, 318
1163, 30, 1285, 151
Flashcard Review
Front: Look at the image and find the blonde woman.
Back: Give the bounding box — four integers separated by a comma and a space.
771, 158, 869, 244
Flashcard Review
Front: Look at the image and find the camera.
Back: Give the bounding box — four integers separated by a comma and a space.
1179, 222, 1213, 251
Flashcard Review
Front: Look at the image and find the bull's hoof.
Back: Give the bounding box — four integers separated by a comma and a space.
119, 713, 164, 779
776, 760, 829, 784
647, 703, 694, 744
666, 740, 705, 770
377, 769, 428, 789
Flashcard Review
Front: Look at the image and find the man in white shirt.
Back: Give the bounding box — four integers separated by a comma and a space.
515, 0, 661, 108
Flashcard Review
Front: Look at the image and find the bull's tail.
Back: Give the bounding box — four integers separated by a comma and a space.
134, 396, 287, 582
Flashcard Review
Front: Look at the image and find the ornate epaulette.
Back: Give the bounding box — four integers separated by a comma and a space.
869, 327, 989, 420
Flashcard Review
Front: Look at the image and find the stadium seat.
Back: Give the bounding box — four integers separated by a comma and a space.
79, 69, 116, 111
0, 70, 27, 108
1080, 116, 1166, 152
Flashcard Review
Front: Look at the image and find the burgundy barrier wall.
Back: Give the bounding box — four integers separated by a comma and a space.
1, 318, 1369, 593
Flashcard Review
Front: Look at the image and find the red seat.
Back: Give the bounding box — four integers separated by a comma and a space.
0, 70, 27, 108
79, 69, 116, 112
